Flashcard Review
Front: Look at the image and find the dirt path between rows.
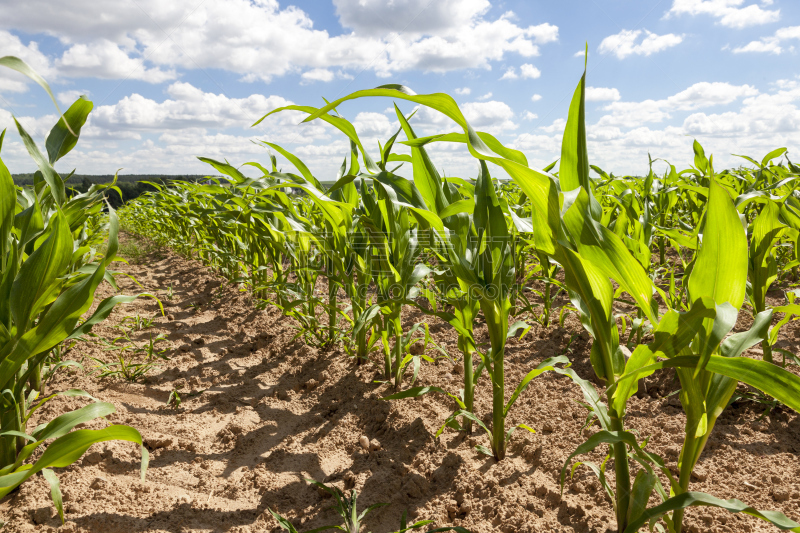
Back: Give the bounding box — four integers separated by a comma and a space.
2, 237, 800, 533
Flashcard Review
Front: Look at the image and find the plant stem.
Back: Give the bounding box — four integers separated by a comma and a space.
491, 347, 505, 460
463, 350, 474, 434
327, 259, 337, 346
762, 339, 773, 364
392, 316, 403, 390
608, 408, 631, 532
28, 362, 42, 393
659, 212, 667, 265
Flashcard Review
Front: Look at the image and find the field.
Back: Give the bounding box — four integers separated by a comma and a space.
2, 55, 800, 533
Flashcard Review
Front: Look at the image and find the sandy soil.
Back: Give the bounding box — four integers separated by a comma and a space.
2, 237, 800, 533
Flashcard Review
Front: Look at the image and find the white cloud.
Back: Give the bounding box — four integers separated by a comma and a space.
586, 87, 621, 102
455, 87, 471, 95
56, 40, 176, 82
733, 25, 800, 54
682, 84, 800, 137
412, 99, 517, 134
599, 81, 759, 127
57, 90, 90, 106
351, 111, 394, 138
0, 30, 55, 92
0, 1, 560, 81
502, 63, 541, 80
460, 100, 518, 133
574, 50, 586, 58
333, 0, 491, 36
531, 94, 542, 102
599, 100, 670, 128
522, 111, 538, 120
88, 82, 323, 138
666, 0, 780, 29
300, 68, 335, 84
667, 81, 759, 109
500, 67, 518, 80
478, 92, 493, 101
539, 118, 565, 134
599, 29, 683, 59
519, 63, 541, 79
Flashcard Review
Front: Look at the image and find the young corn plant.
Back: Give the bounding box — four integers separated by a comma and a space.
555, 57, 800, 532
0, 56, 153, 521
269, 479, 472, 533
746, 198, 785, 363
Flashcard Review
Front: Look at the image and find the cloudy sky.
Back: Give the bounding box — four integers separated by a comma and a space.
1, 0, 799, 180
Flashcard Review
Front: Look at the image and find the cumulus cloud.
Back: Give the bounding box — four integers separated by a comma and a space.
412, 99, 518, 135
519, 64, 541, 79
56, 40, 176, 82
300, 68, 335, 83
455, 87, 471, 95
333, 0, 491, 36
539, 118, 565, 134
522, 111, 538, 120
478, 92, 493, 101
0, 30, 55, 92
501, 63, 542, 80
682, 83, 800, 137
598, 81, 758, 127
0, 0, 560, 82
733, 25, 800, 54
586, 87, 621, 102
351, 111, 395, 138
665, 0, 780, 29
500, 67, 518, 80
57, 89, 90, 106
598, 29, 683, 59
531, 94, 542, 102
87, 82, 323, 139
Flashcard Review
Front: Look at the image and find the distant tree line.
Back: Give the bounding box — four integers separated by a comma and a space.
12, 174, 212, 208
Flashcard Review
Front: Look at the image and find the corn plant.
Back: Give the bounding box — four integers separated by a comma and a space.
0, 57, 153, 520
552, 56, 800, 533
115, 42, 800, 532
270, 479, 471, 533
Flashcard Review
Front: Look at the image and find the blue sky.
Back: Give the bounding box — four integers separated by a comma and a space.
1, 0, 799, 179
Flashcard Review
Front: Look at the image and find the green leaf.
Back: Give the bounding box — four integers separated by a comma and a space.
623, 491, 800, 533
0, 425, 148, 499
687, 178, 747, 310
0, 56, 74, 136
45, 96, 93, 164
261, 142, 323, 190
626, 469, 657, 526
13, 118, 66, 205
618, 355, 800, 414
761, 147, 787, 168
561, 430, 664, 492
0, 260, 107, 391
563, 188, 657, 324
401, 131, 528, 167
41, 468, 64, 523
0, 147, 15, 262
561, 247, 619, 382
504, 355, 568, 416
10, 210, 73, 331
721, 309, 772, 358
281, 85, 561, 255
66, 293, 160, 341
693, 139, 708, 174
32, 402, 115, 441
559, 45, 593, 201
